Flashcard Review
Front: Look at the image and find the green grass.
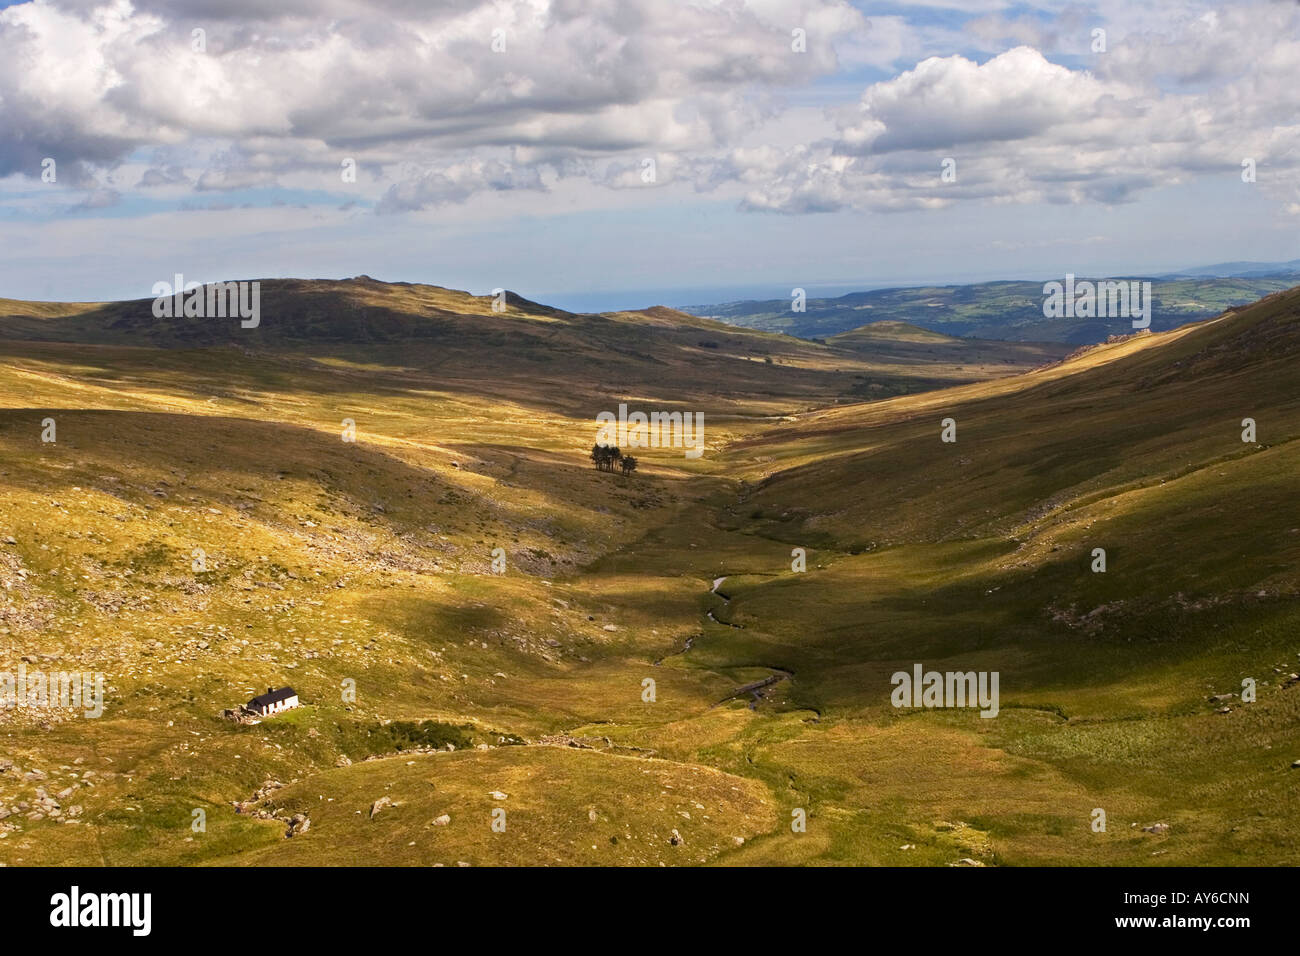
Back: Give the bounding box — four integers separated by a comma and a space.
691, 274, 1300, 343
2, 279, 1299, 866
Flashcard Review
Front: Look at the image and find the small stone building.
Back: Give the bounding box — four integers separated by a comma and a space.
245, 686, 299, 717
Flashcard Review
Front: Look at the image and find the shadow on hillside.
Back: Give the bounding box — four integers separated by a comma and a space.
0, 408, 703, 573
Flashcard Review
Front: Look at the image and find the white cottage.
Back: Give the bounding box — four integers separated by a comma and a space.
245, 686, 299, 717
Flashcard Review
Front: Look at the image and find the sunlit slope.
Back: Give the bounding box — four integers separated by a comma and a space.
4, 281, 1296, 868
218, 746, 777, 867
0, 369, 748, 865
732, 290, 1300, 561
0, 280, 840, 867
0, 279, 1067, 417
674, 290, 1300, 865
709, 287, 1300, 687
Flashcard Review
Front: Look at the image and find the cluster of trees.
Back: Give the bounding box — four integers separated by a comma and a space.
590, 443, 638, 476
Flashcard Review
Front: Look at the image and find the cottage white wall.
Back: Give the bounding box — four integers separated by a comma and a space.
250, 694, 299, 716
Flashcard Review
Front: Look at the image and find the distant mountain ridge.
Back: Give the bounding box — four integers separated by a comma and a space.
686, 269, 1300, 344
0, 276, 1071, 416
1159, 258, 1300, 278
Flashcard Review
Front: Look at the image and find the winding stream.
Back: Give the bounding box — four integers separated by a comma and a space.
707, 575, 744, 628
652, 574, 795, 708
706, 575, 791, 708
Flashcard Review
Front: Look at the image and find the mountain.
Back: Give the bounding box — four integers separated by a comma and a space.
1, 278, 1296, 867
1162, 258, 1300, 278
0, 277, 1069, 415
687, 273, 1300, 343
700, 283, 1300, 863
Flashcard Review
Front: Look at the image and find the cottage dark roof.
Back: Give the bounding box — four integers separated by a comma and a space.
247, 686, 297, 708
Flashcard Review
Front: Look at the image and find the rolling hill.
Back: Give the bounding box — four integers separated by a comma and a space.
689, 273, 1300, 343
0, 278, 1296, 867
0, 277, 1069, 417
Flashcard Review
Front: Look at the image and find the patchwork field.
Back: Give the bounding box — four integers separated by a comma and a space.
689, 273, 1300, 343
1, 279, 1296, 866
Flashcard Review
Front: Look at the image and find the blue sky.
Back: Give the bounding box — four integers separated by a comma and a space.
1, 0, 1297, 311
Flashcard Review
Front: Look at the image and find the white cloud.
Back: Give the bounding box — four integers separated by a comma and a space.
736, 5, 1300, 216
376, 156, 546, 212
0, 0, 869, 192
835, 47, 1112, 155
2, 0, 1299, 223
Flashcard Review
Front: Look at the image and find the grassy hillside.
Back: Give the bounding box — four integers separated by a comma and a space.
698, 287, 1300, 863
0, 279, 1068, 416
690, 273, 1300, 343
1, 279, 1296, 867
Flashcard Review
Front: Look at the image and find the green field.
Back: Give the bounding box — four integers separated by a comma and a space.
1, 279, 1297, 866
690, 273, 1300, 343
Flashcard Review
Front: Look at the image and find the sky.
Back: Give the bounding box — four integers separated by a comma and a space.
0, 0, 1298, 312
